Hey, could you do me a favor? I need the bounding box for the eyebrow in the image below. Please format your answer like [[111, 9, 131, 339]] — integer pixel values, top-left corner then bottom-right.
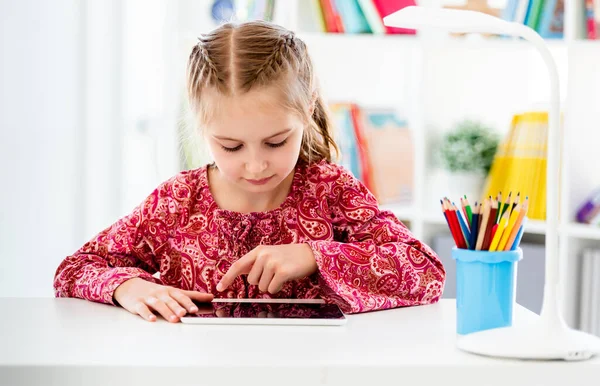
[[213, 128, 292, 142]]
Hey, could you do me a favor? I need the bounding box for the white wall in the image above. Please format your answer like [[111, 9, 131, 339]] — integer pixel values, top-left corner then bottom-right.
[[0, 0, 84, 297], [0, 0, 185, 298]]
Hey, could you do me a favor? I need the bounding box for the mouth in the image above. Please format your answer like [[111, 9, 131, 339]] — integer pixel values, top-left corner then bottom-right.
[[246, 176, 273, 185]]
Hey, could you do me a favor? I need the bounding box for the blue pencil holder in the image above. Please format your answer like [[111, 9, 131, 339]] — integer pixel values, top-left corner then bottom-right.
[[452, 247, 523, 335]]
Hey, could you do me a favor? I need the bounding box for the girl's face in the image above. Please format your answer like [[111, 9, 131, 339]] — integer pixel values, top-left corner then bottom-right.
[[203, 87, 305, 195]]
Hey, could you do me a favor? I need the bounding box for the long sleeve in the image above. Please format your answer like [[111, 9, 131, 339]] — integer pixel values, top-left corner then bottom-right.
[[307, 166, 446, 314], [53, 177, 183, 305]]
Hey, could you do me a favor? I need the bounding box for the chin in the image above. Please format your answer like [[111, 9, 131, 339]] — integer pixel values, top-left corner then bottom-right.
[[242, 177, 278, 191]]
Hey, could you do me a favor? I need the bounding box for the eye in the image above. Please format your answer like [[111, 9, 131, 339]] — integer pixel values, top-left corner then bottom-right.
[[266, 139, 287, 149], [222, 144, 243, 152]]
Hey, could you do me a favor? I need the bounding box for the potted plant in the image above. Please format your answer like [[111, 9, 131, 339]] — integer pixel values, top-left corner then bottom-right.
[[438, 119, 500, 202]]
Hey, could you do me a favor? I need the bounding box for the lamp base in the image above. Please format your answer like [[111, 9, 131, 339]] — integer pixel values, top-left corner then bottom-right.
[[457, 321, 600, 360]]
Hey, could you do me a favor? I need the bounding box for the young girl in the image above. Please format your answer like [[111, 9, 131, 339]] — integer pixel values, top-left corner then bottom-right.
[[54, 20, 445, 323]]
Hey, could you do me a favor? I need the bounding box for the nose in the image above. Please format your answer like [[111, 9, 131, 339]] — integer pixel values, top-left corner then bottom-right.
[[245, 152, 267, 175]]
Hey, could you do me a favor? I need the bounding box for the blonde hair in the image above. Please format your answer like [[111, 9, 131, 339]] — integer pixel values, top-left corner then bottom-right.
[[186, 20, 338, 163]]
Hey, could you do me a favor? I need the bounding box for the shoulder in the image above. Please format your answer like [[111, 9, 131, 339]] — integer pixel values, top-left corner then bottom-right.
[[304, 160, 354, 186], [154, 166, 207, 201], [302, 160, 376, 203], [140, 166, 208, 215]]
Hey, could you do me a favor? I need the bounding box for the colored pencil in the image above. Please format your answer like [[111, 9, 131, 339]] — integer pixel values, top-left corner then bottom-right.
[[469, 202, 480, 250], [441, 200, 461, 248], [455, 203, 471, 249], [476, 197, 491, 250], [512, 192, 521, 212], [500, 191, 512, 219], [463, 195, 473, 225], [498, 198, 521, 251], [489, 208, 510, 251], [444, 199, 465, 249], [449, 202, 468, 249], [495, 192, 503, 223], [504, 197, 529, 251], [510, 218, 527, 251], [482, 198, 498, 251]]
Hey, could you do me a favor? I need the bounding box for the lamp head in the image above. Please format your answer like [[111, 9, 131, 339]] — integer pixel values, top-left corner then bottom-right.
[[383, 6, 517, 36]]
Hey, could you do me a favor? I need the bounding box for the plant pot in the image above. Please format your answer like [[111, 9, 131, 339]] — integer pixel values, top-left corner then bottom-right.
[[447, 171, 485, 203], [430, 169, 485, 204]]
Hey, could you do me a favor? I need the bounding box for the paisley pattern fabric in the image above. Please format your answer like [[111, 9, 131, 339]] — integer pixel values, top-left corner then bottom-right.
[[54, 161, 445, 313]]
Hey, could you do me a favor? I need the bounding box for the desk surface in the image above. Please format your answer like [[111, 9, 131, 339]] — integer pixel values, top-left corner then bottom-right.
[[1, 298, 598, 386]]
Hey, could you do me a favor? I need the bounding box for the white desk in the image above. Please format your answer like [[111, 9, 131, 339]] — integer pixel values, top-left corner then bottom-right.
[[1, 298, 598, 386]]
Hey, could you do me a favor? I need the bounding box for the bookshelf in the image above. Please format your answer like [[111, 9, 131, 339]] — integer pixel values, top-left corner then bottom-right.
[[177, 0, 600, 329], [298, 8, 600, 329]]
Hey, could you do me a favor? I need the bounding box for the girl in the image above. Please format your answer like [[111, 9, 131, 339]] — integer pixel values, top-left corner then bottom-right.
[[54, 20, 445, 323]]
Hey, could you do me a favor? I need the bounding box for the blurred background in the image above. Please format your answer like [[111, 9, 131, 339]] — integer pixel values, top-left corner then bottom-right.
[[1, 0, 600, 332]]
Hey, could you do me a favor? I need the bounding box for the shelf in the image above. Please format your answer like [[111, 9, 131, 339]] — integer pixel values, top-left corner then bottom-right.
[[382, 204, 600, 241], [567, 223, 600, 240]]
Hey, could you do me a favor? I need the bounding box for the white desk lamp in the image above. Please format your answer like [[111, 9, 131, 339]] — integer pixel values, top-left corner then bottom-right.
[[384, 6, 600, 361]]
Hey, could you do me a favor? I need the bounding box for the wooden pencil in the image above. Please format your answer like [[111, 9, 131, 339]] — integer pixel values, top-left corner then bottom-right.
[[504, 197, 529, 251], [476, 197, 491, 251], [469, 202, 480, 250], [463, 195, 473, 225], [482, 198, 498, 250], [441, 199, 461, 248]]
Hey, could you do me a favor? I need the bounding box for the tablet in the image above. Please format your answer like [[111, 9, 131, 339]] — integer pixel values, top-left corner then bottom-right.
[[180, 299, 346, 326]]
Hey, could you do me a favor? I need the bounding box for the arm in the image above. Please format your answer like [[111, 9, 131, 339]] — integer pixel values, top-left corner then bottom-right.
[[53, 177, 183, 305], [307, 166, 446, 313]]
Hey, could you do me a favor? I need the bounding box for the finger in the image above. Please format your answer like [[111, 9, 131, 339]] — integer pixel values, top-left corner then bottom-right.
[[258, 261, 276, 292], [160, 295, 187, 318], [267, 273, 286, 294], [181, 290, 214, 304], [170, 291, 199, 313], [247, 254, 267, 286], [134, 302, 157, 322], [217, 251, 258, 291], [145, 296, 178, 323]]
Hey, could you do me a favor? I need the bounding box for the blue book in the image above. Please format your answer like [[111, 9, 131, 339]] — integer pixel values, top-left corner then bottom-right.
[[538, 0, 564, 38], [501, 0, 520, 22], [331, 104, 361, 179], [333, 0, 372, 34]]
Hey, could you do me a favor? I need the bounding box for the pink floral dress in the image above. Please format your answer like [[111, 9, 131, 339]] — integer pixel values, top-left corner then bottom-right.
[[54, 160, 445, 313]]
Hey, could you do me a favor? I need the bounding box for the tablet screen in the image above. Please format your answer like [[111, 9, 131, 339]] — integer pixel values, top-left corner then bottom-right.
[[183, 300, 345, 321]]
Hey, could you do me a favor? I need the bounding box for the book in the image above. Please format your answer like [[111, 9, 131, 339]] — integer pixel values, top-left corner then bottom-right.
[[525, 0, 545, 30], [586, 0, 600, 39], [538, 0, 564, 39], [371, 0, 416, 35], [360, 108, 413, 204], [483, 111, 548, 220], [333, 0, 371, 34], [355, 0, 386, 34], [330, 103, 362, 179], [297, 0, 327, 33]]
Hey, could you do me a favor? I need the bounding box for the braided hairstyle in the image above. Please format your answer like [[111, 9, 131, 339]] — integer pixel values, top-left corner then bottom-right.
[[186, 21, 338, 163]]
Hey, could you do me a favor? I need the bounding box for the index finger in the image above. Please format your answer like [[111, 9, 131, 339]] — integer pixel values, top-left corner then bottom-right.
[[216, 252, 258, 291], [180, 290, 214, 304]]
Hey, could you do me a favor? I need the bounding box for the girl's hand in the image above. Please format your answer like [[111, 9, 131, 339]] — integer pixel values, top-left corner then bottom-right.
[[113, 278, 214, 323], [216, 244, 318, 294]]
